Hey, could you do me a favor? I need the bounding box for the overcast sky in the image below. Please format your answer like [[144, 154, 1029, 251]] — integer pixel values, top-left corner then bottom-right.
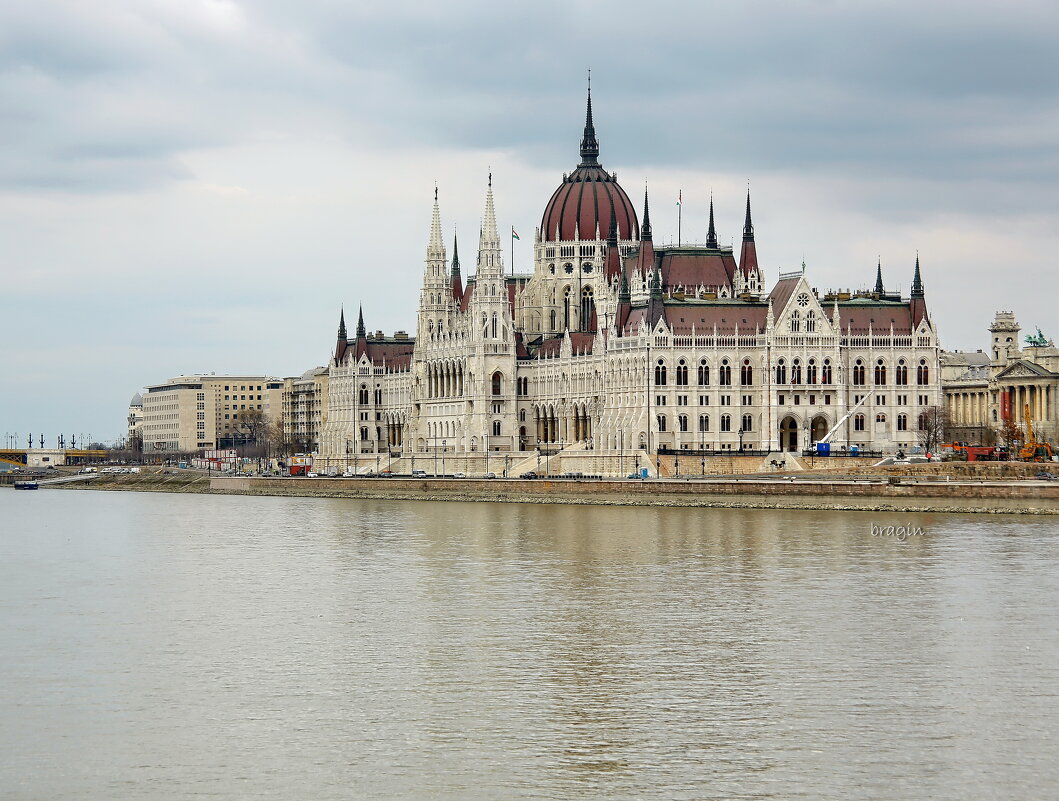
[[3, 0, 1058, 444]]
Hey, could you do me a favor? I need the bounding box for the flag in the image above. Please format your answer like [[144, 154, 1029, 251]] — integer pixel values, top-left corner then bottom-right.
[[511, 227, 520, 240], [676, 190, 682, 207]]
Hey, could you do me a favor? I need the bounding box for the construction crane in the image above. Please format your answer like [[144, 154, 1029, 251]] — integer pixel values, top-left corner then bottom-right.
[[1019, 403, 1055, 462], [817, 393, 872, 446]]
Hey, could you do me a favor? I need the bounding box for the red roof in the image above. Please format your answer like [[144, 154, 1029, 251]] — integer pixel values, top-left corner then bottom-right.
[[830, 302, 917, 335], [658, 250, 737, 291], [622, 303, 768, 335], [541, 166, 639, 242]]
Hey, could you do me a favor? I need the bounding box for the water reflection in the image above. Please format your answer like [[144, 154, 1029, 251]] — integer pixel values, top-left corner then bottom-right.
[[1, 491, 1056, 801]]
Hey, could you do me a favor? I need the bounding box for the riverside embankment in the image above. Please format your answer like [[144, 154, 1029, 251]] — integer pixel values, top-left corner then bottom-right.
[[48, 471, 1059, 514]]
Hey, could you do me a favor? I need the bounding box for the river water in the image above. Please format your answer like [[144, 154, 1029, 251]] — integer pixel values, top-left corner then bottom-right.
[[1, 490, 1056, 800]]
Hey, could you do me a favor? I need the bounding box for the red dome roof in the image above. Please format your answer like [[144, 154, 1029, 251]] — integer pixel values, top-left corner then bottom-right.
[[540, 87, 639, 243], [541, 166, 639, 243]]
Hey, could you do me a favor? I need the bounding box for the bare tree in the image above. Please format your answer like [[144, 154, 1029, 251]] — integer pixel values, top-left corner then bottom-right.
[[236, 409, 269, 445], [917, 405, 949, 454], [997, 418, 1024, 449]]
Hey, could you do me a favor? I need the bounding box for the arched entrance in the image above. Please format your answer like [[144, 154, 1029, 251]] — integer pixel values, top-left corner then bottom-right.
[[810, 416, 829, 444], [779, 416, 799, 452]]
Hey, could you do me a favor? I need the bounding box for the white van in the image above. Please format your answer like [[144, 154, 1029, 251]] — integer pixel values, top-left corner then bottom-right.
[[411, 469, 427, 478]]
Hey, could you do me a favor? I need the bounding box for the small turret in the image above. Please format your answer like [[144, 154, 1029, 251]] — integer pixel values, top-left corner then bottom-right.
[[706, 194, 718, 249]]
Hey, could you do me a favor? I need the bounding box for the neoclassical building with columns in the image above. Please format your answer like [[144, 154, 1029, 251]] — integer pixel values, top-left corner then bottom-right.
[[944, 312, 1058, 444], [318, 90, 942, 470]]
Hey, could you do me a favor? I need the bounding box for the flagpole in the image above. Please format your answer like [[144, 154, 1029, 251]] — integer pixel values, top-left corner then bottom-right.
[[677, 189, 682, 246]]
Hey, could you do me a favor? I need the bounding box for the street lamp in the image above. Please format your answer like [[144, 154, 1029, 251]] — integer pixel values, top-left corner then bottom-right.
[[441, 440, 446, 476], [738, 428, 745, 452]]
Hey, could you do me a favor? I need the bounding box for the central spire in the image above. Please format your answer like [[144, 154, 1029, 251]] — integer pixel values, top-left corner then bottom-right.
[[641, 184, 652, 241], [579, 72, 599, 167]]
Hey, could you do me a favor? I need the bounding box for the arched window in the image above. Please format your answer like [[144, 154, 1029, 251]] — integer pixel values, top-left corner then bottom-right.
[[740, 359, 753, 386], [896, 360, 908, 385], [854, 414, 865, 431], [741, 413, 753, 432], [492, 420, 501, 436], [549, 309, 557, 330], [721, 414, 732, 432], [805, 310, 816, 333], [491, 312, 498, 338], [580, 287, 595, 332], [657, 414, 667, 432], [898, 413, 908, 431], [876, 413, 887, 424], [791, 359, 802, 385], [676, 360, 689, 386], [678, 414, 688, 432], [654, 360, 667, 386], [563, 288, 571, 330], [719, 359, 732, 386], [699, 414, 710, 432], [807, 359, 817, 385], [853, 360, 865, 385], [874, 359, 887, 385], [790, 310, 800, 333], [697, 360, 710, 386], [358, 384, 368, 404], [822, 359, 833, 384], [775, 359, 787, 386], [917, 359, 929, 385], [491, 371, 502, 396]]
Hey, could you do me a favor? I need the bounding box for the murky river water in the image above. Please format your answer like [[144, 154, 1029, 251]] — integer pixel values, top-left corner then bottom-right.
[[1, 490, 1056, 800]]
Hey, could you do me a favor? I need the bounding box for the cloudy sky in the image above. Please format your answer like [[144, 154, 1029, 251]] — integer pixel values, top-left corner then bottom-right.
[[3, 0, 1057, 444]]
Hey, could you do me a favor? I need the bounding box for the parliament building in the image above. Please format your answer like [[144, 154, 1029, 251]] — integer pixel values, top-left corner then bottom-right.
[[318, 90, 942, 473]]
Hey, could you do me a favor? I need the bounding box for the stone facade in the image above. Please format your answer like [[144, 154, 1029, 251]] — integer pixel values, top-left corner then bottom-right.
[[319, 93, 943, 473], [944, 311, 1059, 444], [142, 375, 283, 453]]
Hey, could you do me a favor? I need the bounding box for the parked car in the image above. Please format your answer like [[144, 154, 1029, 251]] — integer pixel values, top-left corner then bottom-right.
[[411, 469, 427, 478], [483, 472, 496, 479], [1036, 471, 1057, 481], [306, 472, 319, 478], [341, 470, 357, 478], [379, 470, 395, 477], [79, 467, 97, 474], [452, 472, 466, 478], [519, 471, 538, 479]]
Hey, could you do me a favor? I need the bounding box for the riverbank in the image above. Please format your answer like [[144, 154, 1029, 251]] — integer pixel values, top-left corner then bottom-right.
[[47, 472, 1059, 514]]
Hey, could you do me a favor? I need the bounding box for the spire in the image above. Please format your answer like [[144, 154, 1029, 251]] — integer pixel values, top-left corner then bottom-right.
[[604, 213, 621, 279], [578, 72, 600, 167], [875, 258, 884, 295], [428, 185, 443, 254], [619, 266, 631, 305], [337, 307, 347, 341], [356, 305, 366, 338], [650, 264, 664, 300], [742, 187, 754, 241], [480, 172, 499, 246], [451, 231, 460, 277], [911, 253, 924, 297], [706, 194, 718, 248], [641, 184, 652, 241]]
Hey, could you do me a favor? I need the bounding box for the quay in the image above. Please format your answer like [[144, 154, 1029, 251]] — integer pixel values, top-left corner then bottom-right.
[[40, 470, 1059, 515]]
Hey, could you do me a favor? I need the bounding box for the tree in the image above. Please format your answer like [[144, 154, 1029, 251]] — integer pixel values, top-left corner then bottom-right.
[[917, 405, 949, 454], [997, 418, 1023, 449], [236, 409, 269, 447]]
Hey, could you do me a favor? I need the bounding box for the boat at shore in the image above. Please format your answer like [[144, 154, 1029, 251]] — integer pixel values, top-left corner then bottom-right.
[[14, 480, 39, 490]]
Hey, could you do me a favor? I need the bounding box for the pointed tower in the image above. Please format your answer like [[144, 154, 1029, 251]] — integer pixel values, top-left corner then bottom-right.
[[706, 195, 718, 249], [875, 258, 884, 295], [604, 214, 621, 280], [635, 184, 656, 281], [738, 188, 760, 291], [579, 75, 599, 167], [418, 187, 450, 341], [910, 254, 928, 328], [355, 306, 368, 359], [334, 307, 348, 365], [450, 230, 464, 304]]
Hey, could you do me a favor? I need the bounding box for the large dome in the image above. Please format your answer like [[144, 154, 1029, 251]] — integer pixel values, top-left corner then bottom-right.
[[540, 91, 639, 243]]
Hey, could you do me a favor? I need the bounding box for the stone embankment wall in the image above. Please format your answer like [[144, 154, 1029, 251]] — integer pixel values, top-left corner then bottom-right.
[[47, 469, 1059, 513]]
